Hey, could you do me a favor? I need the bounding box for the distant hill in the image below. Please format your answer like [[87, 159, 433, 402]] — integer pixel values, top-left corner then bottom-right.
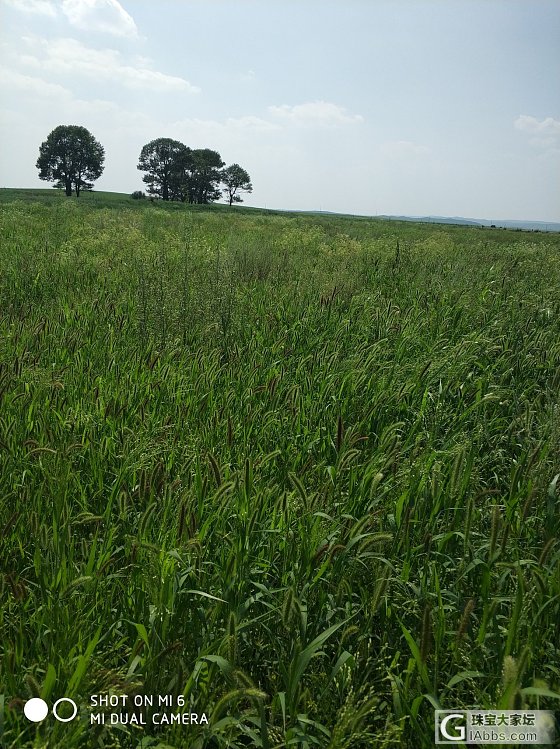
[[376, 214, 560, 232], [290, 207, 560, 232]]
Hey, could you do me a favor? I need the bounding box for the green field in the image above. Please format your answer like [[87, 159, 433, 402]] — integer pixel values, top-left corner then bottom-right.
[[1, 189, 559, 748]]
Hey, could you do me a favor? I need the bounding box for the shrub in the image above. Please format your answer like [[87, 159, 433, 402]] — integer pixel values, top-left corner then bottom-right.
[[131, 190, 146, 200]]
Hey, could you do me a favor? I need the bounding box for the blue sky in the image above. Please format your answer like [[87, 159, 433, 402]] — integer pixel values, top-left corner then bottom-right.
[[1, 0, 559, 220]]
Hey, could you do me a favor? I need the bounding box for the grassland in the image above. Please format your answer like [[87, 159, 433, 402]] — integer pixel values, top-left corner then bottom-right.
[[1, 189, 559, 748]]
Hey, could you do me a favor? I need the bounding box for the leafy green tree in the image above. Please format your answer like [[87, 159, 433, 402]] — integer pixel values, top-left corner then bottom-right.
[[36, 125, 105, 197], [221, 163, 253, 206], [168, 146, 195, 202], [188, 149, 225, 204], [137, 138, 191, 201]]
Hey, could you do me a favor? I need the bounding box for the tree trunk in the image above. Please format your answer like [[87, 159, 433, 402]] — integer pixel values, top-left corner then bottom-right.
[[65, 180, 72, 197]]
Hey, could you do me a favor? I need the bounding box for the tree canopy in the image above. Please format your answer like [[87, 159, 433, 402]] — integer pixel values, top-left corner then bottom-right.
[[137, 138, 252, 205], [34, 127, 254, 204], [36, 125, 105, 197], [137, 138, 191, 202], [221, 163, 253, 206], [188, 149, 225, 204]]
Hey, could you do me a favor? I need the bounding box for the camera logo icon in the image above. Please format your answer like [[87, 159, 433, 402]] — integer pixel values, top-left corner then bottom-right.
[[24, 697, 78, 723]]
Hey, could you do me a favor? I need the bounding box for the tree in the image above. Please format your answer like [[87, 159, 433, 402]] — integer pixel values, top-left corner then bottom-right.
[[36, 125, 105, 197], [168, 146, 195, 202], [188, 149, 225, 204], [221, 163, 253, 206], [137, 138, 191, 201]]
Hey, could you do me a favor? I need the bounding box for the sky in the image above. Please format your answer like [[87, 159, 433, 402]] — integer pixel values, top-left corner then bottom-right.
[[0, 0, 559, 221]]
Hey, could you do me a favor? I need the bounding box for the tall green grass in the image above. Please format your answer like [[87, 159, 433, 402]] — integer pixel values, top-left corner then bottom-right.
[[1, 194, 559, 748]]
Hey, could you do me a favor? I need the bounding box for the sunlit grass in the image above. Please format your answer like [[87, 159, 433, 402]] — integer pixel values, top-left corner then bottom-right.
[[1, 193, 559, 748]]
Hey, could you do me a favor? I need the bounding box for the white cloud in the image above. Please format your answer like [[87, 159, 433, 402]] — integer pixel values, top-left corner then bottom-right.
[[536, 147, 560, 162], [515, 116, 560, 159], [268, 100, 364, 127], [153, 115, 280, 148], [3, 0, 138, 36], [225, 115, 280, 133], [379, 140, 430, 157], [0, 66, 70, 97], [19, 36, 200, 92], [529, 136, 556, 149], [61, 0, 137, 38], [514, 115, 560, 138], [0, 65, 144, 120], [3, 0, 56, 16], [240, 69, 256, 83]]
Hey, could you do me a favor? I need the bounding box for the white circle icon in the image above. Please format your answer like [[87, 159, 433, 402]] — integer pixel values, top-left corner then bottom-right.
[[24, 698, 49, 722], [52, 697, 78, 722]]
